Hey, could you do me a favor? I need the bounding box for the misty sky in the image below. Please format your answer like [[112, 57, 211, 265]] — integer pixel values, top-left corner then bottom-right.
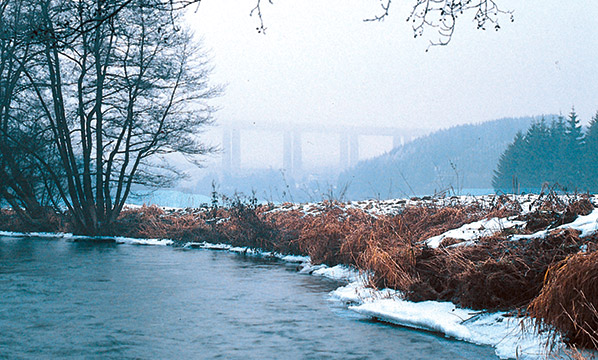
[[186, 0, 598, 131]]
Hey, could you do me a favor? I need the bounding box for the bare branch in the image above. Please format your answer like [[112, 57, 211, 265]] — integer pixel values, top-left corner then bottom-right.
[[250, 0, 274, 34]]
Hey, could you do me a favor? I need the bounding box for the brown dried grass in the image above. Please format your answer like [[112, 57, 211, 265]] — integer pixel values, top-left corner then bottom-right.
[[0, 208, 69, 233], [292, 206, 373, 265], [528, 251, 598, 350], [399, 204, 487, 243], [114, 205, 213, 242], [407, 228, 588, 310]]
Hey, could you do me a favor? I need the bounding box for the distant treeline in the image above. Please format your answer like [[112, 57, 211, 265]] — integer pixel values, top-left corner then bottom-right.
[[493, 110, 598, 193], [337, 117, 537, 200]]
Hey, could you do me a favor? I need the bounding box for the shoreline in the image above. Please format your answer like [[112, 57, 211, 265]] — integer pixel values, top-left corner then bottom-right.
[[0, 231, 555, 359], [2, 193, 598, 359]]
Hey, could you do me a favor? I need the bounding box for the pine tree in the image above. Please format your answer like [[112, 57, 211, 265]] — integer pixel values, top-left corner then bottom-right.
[[493, 131, 527, 192], [563, 108, 584, 190], [584, 111, 598, 191], [549, 116, 567, 184], [523, 119, 551, 189]]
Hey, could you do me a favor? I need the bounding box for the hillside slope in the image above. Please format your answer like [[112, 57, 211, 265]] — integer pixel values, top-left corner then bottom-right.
[[338, 116, 544, 199]]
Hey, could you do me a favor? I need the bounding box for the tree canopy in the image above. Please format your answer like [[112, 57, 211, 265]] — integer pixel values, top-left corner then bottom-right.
[[0, 0, 219, 234], [493, 109, 598, 193]]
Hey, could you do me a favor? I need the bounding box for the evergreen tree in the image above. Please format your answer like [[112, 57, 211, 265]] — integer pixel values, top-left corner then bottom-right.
[[492, 131, 526, 192], [523, 119, 551, 189], [584, 112, 598, 191], [493, 113, 590, 193], [548, 116, 567, 184], [563, 108, 584, 189]]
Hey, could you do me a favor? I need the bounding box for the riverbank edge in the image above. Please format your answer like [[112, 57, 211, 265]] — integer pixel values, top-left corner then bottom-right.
[[2, 193, 598, 359], [0, 230, 557, 360]]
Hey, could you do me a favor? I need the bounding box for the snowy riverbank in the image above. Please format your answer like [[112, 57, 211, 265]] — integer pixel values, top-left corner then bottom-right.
[[0, 230, 568, 360], [2, 193, 598, 359]]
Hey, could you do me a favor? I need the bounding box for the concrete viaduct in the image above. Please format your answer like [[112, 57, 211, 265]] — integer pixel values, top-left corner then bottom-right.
[[220, 122, 427, 176]]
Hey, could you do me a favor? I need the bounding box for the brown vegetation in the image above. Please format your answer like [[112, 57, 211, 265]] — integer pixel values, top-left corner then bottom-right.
[[1, 193, 597, 351], [528, 250, 598, 349]]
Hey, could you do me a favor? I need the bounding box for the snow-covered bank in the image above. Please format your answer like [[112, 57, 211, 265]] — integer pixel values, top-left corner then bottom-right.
[[173, 239, 567, 360], [331, 279, 558, 360], [423, 217, 526, 248], [0, 230, 173, 246], [3, 193, 598, 359]]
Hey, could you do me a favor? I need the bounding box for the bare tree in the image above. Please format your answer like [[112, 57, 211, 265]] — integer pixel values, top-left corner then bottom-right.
[[0, 0, 63, 229], [0, 0, 219, 235], [251, 0, 513, 46], [0, 0, 512, 234]]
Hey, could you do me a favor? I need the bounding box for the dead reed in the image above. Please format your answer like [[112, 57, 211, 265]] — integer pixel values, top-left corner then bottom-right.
[[528, 250, 598, 350], [3, 192, 597, 351]]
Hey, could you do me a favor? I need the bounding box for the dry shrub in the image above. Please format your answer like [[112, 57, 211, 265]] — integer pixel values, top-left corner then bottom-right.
[[264, 209, 309, 255], [114, 205, 211, 242], [528, 251, 598, 350], [294, 206, 374, 266], [523, 196, 594, 233], [350, 216, 420, 290], [485, 194, 524, 218], [407, 228, 588, 310], [399, 204, 486, 243], [0, 207, 69, 233], [212, 203, 281, 251]]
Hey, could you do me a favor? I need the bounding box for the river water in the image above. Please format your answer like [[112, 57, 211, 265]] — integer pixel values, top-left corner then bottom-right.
[[0, 236, 500, 359]]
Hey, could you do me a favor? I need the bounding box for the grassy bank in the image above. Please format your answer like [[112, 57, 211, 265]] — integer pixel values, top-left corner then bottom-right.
[[2, 193, 597, 354]]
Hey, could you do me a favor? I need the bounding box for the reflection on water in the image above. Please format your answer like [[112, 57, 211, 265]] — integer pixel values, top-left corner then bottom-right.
[[0, 237, 499, 359]]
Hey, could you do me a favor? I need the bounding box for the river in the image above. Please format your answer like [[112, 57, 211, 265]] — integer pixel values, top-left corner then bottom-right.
[[0, 236, 500, 359]]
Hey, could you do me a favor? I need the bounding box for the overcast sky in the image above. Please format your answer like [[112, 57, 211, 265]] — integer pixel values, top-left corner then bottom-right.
[[185, 0, 598, 132]]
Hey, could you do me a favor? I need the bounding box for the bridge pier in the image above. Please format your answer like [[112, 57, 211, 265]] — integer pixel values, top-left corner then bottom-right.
[[393, 134, 404, 149], [339, 133, 359, 168], [292, 132, 302, 176], [339, 134, 348, 168], [222, 128, 241, 174], [349, 134, 359, 167], [282, 131, 302, 177], [219, 124, 425, 175]]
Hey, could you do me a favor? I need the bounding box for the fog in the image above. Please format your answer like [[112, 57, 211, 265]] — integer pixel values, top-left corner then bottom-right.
[[170, 0, 598, 200]]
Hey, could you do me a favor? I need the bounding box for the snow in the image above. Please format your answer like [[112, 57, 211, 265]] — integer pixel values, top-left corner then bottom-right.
[[279, 254, 310, 263], [311, 264, 359, 282], [330, 280, 559, 360], [4, 194, 596, 359], [0, 230, 73, 239], [557, 208, 598, 237], [114, 237, 173, 246], [424, 217, 526, 248], [511, 208, 598, 241], [351, 299, 473, 340], [0, 231, 173, 246], [351, 299, 554, 360], [185, 242, 232, 250], [331, 279, 398, 304]]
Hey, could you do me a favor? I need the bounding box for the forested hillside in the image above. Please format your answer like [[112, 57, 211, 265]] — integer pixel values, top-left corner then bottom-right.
[[493, 110, 598, 193], [338, 117, 539, 200]]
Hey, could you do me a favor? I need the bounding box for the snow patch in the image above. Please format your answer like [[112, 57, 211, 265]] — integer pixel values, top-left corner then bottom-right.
[[424, 217, 526, 248], [279, 254, 310, 263], [114, 237, 173, 246], [351, 299, 473, 341], [558, 208, 598, 237], [336, 281, 560, 360], [311, 264, 359, 282], [512, 208, 598, 241]]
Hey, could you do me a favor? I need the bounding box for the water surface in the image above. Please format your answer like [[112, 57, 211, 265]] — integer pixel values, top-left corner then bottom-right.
[[0, 236, 500, 359]]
